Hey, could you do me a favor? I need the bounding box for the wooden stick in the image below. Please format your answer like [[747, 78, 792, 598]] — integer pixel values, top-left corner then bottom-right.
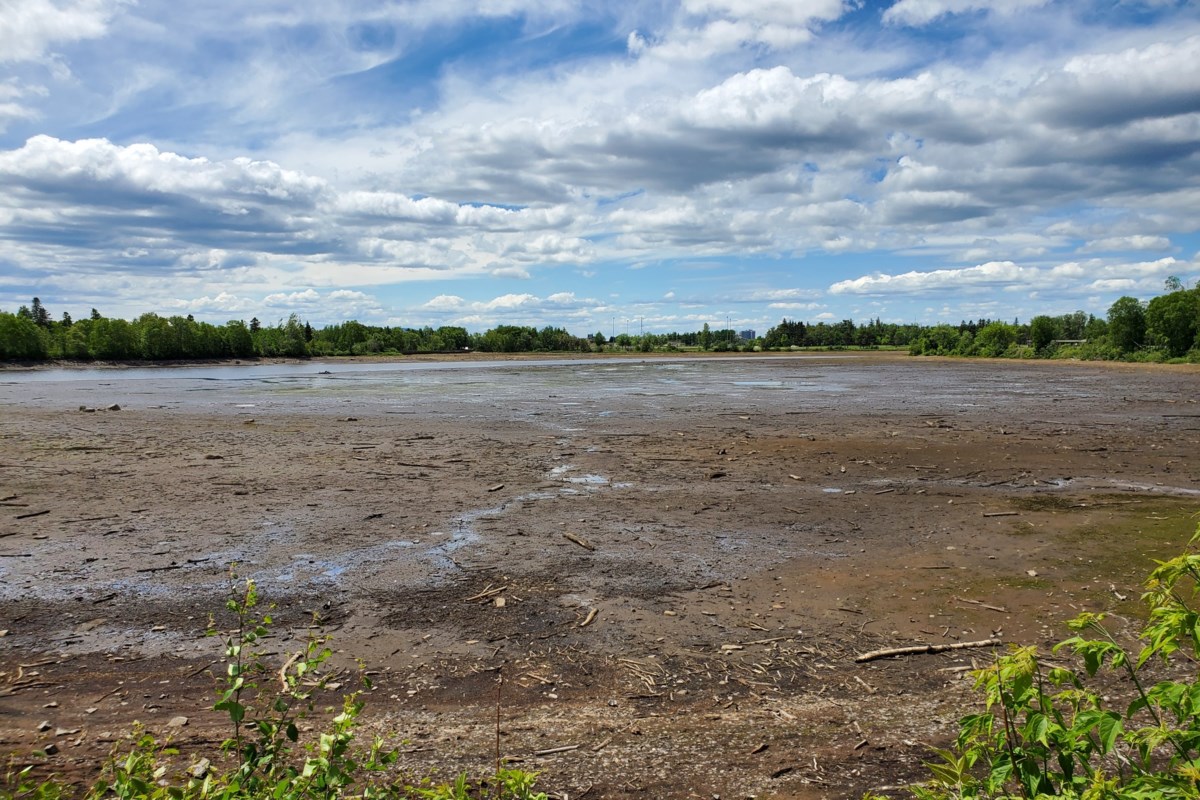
[[855, 638, 1002, 663], [983, 511, 1019, 518], [533, 744, 580, 757], [463, 584, 507, 602], [579, 608, 598, 627], [563, 532, 595, 551], [954, 596, 1009, 613]]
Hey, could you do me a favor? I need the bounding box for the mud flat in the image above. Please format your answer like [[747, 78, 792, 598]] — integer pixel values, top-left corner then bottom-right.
[[2, 353, 1198, 798]]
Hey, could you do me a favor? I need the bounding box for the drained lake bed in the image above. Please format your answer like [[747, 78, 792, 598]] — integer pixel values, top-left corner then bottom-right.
[[1, 352, 1197, 798]]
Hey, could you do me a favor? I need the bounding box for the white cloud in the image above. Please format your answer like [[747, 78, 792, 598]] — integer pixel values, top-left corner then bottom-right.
[[883, 0, 1051, 27], [0, 0, 124, 64], [1078, 235, 1172, 253], [830, 256, 1189, 296], [423, 294, 465, 310]]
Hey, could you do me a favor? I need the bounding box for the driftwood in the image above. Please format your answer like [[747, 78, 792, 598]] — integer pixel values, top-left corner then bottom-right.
[[855, 638, 1002, 663], [562, 532, 595, 551]]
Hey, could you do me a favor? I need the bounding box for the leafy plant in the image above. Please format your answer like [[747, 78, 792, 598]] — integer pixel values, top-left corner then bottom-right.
[[4, 572, 548, 800], [904, 520, 1200, 799]]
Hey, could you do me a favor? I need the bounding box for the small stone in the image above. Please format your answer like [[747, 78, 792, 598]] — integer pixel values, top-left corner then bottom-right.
[[42, 743, 58, 755], [493, 596, 506, 608], [43, 701, 58, 708], [106, 404, 121, 411], [80, 406, 96, 413], [55, 728, 79, 737], [166, 715, 189, 728], [85, 708, 97, 715], [37, 720, 52, 732], [1026, 570, 1038, 577], [663, 610, 677, 616], [189, 758, 210, 779]]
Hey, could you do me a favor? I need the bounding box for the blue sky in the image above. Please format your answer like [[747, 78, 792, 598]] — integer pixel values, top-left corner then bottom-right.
[[1, 0, 1198, 334]]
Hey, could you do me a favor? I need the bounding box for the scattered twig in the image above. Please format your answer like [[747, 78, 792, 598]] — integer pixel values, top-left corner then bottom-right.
[[983, 511, 1019, 518], [14, 509, 49, 520], [463, 584, 507, 602], [579, 608, 598, 627], [954, 596, 1009, 613]]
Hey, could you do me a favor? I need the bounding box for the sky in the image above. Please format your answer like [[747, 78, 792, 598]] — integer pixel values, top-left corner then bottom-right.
[[1, 0, 1199, 335]]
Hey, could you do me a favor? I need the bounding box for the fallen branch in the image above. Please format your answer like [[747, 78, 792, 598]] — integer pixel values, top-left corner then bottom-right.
[[855, 638, 1002, 663], [982, 511, 1019, 518], [579, 608, 598, 628]]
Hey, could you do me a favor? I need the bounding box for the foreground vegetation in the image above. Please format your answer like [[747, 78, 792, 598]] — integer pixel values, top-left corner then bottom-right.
[[887, 519, 1200, 799], [4, 575, 546, 800], [1, 280, 1197, 363]]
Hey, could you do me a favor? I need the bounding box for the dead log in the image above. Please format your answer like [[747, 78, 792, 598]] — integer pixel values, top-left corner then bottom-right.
[[855, 638, 1002, 663]]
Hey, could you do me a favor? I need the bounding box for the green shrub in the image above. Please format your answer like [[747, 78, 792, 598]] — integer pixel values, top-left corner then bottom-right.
[[4, 574, 547, 800], [888, 520, 1200, 799]]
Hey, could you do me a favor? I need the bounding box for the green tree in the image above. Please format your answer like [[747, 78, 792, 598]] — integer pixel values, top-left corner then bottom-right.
[[0, 311, 49, 359], [699, 322, 712, 350], [1029, 315, 1060, 353], [1107, 295, 1146, 353], [1145, 288, 1200, 357], [30, 297, 50, 327], [974, 322, 1018, 357]]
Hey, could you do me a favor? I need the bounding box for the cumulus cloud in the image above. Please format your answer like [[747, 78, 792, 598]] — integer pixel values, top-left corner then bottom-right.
[[1, 1, 1198, 330]]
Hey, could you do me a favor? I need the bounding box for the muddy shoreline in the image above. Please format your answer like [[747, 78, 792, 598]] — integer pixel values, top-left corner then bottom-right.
[[2, 354, 1197, 798]]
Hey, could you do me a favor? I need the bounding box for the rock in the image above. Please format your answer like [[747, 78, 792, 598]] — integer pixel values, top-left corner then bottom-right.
[[79, 406, 96, 413], [55, 728, 79, 737], [37, 720, 52, 732], [189, 758, 211, 779], [167, 715, 189, 728], [42, 743, 58, 755], [106, 404, 121, 411], [1026, 569, 1038, 577], [493, 596, 506, 608]]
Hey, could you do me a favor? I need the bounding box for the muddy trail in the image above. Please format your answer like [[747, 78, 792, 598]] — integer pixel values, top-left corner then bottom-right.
[[1, 354, 1198, 798]]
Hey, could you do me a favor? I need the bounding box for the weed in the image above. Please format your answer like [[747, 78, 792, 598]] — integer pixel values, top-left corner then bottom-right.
[[3, 571, 547, 800], [893, 518, 1200, 799]]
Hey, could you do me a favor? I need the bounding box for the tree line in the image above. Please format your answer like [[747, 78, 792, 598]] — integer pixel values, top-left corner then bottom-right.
[[905, 279, 1200, 362], [2, 281, 1197, 362]]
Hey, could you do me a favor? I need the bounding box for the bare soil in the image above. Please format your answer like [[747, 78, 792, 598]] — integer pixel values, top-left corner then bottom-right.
[[1, 353, 1198, 799]]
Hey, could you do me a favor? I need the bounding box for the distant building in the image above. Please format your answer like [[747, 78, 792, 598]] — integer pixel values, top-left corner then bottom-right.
[[738, 329, 756, 341]]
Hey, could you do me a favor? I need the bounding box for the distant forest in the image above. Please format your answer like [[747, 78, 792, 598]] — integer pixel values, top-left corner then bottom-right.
[[1, 281, 1198, 363]]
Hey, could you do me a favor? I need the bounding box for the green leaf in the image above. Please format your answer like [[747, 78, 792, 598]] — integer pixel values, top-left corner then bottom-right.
[[1097, 712, 1123, 753]]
